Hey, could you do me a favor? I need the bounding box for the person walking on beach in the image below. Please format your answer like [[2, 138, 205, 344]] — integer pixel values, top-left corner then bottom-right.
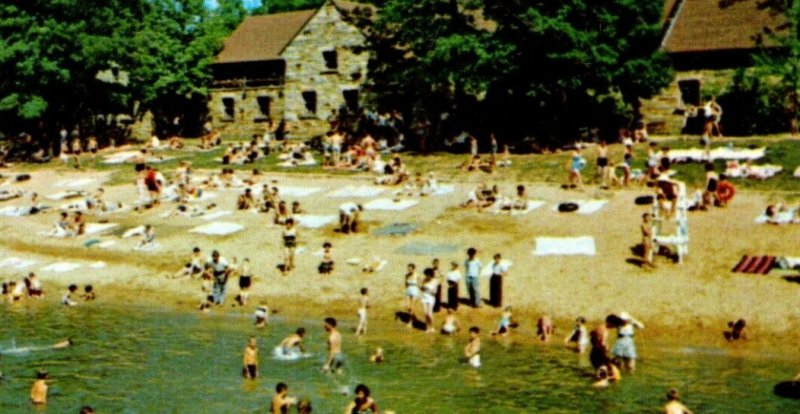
[[664, 389, 694, 414], [356, 288, 369, 336], [323, 317, 343, 373], [464, 248, 482, 308], [208, 250, 230, 305]]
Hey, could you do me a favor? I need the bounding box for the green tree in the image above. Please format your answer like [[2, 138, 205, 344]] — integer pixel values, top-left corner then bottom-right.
[[250, 0, 324, 14]]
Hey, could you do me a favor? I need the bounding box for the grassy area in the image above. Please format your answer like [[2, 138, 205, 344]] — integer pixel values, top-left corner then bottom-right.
[[7, 135, 800, 196]]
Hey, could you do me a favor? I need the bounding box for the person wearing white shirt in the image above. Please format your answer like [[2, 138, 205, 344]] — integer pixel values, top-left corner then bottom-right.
[[208, 250, 230, 305], [338, 202, 363, 234]]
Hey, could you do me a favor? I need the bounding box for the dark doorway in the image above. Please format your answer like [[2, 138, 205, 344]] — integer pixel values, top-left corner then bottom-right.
[[343, 89, 359, 112], [678, 79, 701, 107], [222, 97, 235, 120], [302, 91, 317, 117], [257, 96, 271, 119]]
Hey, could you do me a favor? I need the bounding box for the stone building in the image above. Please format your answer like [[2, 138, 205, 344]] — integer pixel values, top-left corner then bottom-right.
[[640, 0, 785, 135], [209, 1, 370, 138]]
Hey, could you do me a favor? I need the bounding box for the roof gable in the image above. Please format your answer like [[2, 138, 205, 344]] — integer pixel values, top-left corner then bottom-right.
[[215, 9, 317, 64], [662, 0, 787, 54]]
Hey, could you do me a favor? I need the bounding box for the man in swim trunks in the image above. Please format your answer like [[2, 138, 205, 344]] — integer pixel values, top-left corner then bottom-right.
[[242, 337, 258, 379], [323, 317, 343, 373], [279, 328, 306, 356]]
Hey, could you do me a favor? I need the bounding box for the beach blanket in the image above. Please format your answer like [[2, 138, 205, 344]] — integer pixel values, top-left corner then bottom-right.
[[552, 200, 608, 215], [103, 151, 175, 165], [201, 210, 232, 221], [293, 214, 337, 229], [725, 163, 783, 179], [122, 226, 146, 239], [277, 159, 317, 168], [364, 198, 419, 211], [533, 236, 596, 256], [97, 240, 117, 249], [90, 261, 107, 269], [84, 223, 119, 235], [754, 208, 798, 225], [732, 255, 776, 274], [395, 242, 459, 256], [189, 222, 243, 236], [0, 205, 45, 217], [0, 257, 36, 270], [41, 262, 82, 273], [373, 223, 417, 236], [667, 147, 766, 163], [55, 178, 96, 188], [327, 185, 384, 198], [490, 200, 546, 215], [431, 185, 455, 196], [46, 190, 86, 201], [277, 186, 321, 197]]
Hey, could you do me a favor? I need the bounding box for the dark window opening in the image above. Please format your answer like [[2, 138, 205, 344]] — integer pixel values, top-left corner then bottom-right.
[[302, 91, 317, 116], [343, 89, 359, 112], [350, 72, 362, 81], [257, 96, 271, 118], [222, 97, 235, 120], [678, 79, 701, 107], [322, 50, 338, 70]]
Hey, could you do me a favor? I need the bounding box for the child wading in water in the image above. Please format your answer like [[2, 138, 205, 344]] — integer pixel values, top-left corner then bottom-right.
[[318, 242, 334, 274], [464, 326, 481, 368], [30, 370, 49, 405], [356, 287, 369, 335], [242, 337, 259, 379]]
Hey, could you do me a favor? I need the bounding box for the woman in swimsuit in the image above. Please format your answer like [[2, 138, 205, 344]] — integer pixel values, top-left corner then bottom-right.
[[345, 384, 378, 414], [404, 264, 419, 327], [282, 219, 297, 274]]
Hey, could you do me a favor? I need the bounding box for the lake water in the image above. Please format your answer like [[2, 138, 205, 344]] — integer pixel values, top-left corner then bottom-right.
[[1, 303, 798, 413]]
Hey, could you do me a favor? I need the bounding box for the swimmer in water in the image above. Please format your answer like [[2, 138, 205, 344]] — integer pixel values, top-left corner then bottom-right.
[[464, 326, 481, 368], [278, 328, 306, 356]]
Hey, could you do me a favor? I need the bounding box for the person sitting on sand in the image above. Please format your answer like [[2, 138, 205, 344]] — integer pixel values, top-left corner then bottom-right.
[[464, 327, 482, 368], [279, 328, 306, 357], [136, 224, 155, 250], [345, 384, 378, 414], [25, 273, 43, 298], [271, 382, 298, 414], [441, 309, 460, 335], [291, 201, 304, 215], [537, 315, 554, 341], [242, 337, 259, 379], [30, 370, 49, 405], [237, 188, 255, 210], [61, 284, 78, 306], [564, 317, 590, 354], [724, 319, 748, 341], [664, 389, 694, 414], [274, 201, 291, 226]]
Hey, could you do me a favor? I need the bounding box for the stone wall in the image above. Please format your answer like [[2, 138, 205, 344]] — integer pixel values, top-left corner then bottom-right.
[[280, 2, 369, 136], [640, 69, 736, 135], [208, 86, 285, 139]]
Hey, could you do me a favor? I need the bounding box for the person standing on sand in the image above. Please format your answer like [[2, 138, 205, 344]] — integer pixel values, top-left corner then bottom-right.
[[446, 261, 462, 310], [356, 288, 369, 336], [464, 248, 482, 308], [664, 389, 694, 414], [489, 253, 507, 308], [641, 213, 655, 269], [323, 317, 343, 373]]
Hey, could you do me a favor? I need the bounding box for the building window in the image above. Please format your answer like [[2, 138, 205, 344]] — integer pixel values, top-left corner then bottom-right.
[[322, 50, 338, 70], [256, 96, 271, 119], [222, 97, 235, 121], [343, 89, 359, 112], [678, 79, 700, 107], [302, 91, 317, 117]]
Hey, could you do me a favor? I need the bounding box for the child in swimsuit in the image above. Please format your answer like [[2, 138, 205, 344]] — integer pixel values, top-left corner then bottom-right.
[[318, 242, 334, 274], [282, 219, 297, 274], [255, 303, 269, 328], [356, 288, 369, 335]]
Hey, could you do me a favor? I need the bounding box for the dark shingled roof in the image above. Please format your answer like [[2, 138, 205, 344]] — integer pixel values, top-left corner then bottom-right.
[[215, 9, 317, 64], [662, 0, 786, 54]]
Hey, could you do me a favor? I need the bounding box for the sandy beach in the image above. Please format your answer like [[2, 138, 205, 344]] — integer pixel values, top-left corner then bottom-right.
[[1, 162, 799, 354]]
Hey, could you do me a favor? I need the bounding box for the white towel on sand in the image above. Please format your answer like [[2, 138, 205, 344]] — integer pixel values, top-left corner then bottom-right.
[[41, 262, 82, 272], [534, 236, 596, 256], [84, 223, 119, 235], [294, 214, 337, 229], [364, 198, 419, 211], [189, 222, 244, 236], [0, 257, 36, 269], [201, 210, 233, 221], [327, 185, 385, 198], [55, 178, 95, 188]]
